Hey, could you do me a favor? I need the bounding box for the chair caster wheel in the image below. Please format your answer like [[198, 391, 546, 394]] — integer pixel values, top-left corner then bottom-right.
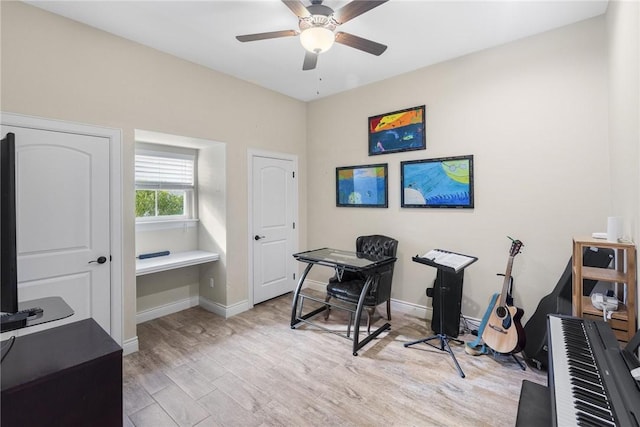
[[353, 352, 358, 356]]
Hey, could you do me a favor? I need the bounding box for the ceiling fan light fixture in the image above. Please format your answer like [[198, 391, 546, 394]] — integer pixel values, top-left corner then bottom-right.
[[300, 26, 335, 54]]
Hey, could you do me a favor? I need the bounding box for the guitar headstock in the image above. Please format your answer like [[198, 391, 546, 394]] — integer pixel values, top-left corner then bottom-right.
[[508, 236, 524, 257]]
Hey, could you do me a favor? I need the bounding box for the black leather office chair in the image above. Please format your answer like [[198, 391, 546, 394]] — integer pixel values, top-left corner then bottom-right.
[[325, 235, 398, 334]]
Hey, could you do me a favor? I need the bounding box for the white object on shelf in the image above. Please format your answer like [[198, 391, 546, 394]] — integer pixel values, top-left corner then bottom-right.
[[136, 250, 219, 276]]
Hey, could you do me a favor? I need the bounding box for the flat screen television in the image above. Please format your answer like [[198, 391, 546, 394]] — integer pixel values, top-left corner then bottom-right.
[[401, 155, 474, 209], [1, 132, 18, 314], [1, 132, 73, 334]]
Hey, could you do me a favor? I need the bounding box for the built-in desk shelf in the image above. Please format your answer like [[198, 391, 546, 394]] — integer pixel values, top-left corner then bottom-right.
[[135, 250, 219, 276]]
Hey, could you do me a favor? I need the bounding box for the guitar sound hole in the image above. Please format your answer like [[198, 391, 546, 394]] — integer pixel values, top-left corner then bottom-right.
[[496, 306, 507, 318]]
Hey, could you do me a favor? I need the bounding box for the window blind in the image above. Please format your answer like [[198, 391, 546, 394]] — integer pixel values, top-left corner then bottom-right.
[[135, 151, 195, 190]]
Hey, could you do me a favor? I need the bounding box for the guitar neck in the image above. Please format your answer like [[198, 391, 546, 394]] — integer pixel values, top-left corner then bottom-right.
[[499, 256, 515, 306]]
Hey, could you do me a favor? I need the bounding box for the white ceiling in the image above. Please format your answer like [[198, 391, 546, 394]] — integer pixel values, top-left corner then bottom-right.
[[26, 0, 608, 102]]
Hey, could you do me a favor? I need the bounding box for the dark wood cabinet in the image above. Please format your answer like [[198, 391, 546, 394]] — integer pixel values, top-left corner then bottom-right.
[[1, 318, 122, 426]]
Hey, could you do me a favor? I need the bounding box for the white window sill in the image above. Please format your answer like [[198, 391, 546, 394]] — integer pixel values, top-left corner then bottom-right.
[[136, 218, 199, 232]]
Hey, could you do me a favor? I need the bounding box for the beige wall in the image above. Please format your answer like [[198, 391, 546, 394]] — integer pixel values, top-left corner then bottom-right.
[[198, 142, 228, 304], [0, 2, 308, 343], [307, 17, 610, 321], [608, 0, 640, 242], [607, 0, 640, 322]]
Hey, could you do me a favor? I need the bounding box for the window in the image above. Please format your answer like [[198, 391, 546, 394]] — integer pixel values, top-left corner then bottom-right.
[[135, 146, 197, 221]]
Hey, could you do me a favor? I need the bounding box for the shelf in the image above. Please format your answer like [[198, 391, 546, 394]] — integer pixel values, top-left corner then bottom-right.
[[581, 296, 628, 322], [572, 236, 635, 250], [578, 266, 627, 282], [572, 237, 636, 344], [136, 250, 219, 276]]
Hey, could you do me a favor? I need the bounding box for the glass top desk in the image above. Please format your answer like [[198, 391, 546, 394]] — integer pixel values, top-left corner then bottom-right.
[[291, 248, 397, 356]]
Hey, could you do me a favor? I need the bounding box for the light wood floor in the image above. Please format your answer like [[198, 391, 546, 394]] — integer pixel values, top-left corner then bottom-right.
[[123, 291, 546, 426]]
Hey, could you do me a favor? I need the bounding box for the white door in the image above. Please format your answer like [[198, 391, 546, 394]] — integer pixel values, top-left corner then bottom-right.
[[2, 125, 111, 335], [251, 154, 297, 304]]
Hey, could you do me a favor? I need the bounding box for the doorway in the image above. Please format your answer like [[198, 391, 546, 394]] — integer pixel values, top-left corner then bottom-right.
[[1, 113, 123, 344], [248, 150, 298, 305]]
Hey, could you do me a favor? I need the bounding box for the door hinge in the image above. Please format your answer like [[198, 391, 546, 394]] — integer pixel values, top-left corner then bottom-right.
[[293, 222, 296, 230], [293, 273, 296, 280], [292, 171, 295, 178]]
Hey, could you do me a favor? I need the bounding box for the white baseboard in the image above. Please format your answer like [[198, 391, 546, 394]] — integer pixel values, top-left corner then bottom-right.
[[136, 295, 199, 324], [304, 279, 326, 293], [391, 298, 431, 318], [122, 336, 139, 355], [461, 314, 481, 331], [135, 295, 250, 324], [199, 296, 250, 319], [128, 295, 248, 355]]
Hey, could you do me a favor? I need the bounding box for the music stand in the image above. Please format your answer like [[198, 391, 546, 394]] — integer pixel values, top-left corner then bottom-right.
[[404, 249, 478, 378]]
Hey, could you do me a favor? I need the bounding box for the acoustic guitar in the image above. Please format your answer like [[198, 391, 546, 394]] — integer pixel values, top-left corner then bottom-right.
[[481, 238, 526, 354]]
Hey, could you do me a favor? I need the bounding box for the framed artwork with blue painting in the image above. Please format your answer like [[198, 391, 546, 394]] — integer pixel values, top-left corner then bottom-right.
[[401, 155, 474, 208], [336, 164, 388, 208], [368, 105, 426, 156]]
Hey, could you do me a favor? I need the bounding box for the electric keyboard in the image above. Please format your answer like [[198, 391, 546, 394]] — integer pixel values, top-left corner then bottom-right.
[[548, 315, 640, 427]]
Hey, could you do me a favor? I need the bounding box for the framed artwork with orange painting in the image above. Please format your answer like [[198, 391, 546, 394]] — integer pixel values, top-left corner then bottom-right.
[[401, 155, 474, 208], [368, 105, 425, 156]]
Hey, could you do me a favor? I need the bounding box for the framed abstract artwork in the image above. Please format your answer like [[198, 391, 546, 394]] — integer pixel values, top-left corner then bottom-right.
[[368, 105, 426, 156], [401, 155, 474, 208], [336, 163, 388, 208]]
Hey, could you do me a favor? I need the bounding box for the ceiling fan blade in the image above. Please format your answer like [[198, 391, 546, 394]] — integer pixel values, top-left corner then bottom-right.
[[335, 32, 387, 56], [282, 0, 311, 18], [333, 0, 388, 25], [302, 51, 318, 71], [236, 30, 298, 42]]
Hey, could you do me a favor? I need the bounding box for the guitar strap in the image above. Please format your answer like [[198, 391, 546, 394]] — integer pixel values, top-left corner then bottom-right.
[[466, 292, 500, 355]]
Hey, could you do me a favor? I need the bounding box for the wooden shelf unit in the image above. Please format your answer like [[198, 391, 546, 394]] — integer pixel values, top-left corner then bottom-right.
[[572, 237, 637, 343]]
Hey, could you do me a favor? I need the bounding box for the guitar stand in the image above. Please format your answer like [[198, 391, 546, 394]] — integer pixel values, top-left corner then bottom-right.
[[512, 353, 526, 370], [488, 349, 526, 371], [404, 271, 467, 378]]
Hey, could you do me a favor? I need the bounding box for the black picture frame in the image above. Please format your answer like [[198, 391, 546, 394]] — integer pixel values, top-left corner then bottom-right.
[[336, 163, 388, 208], [401, 155, 474, 208], [368, 105, 426, 156]]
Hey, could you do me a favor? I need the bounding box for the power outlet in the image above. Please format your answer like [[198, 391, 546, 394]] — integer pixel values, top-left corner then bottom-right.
[[209, 278, 215, 289]]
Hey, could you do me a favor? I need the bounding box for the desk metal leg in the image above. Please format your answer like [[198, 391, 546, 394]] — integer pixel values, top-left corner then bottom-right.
[[351, 276, 370, 355], [290, 263, 390, 356], [290, 263, 314, 328], [352, 274, 391, 356]]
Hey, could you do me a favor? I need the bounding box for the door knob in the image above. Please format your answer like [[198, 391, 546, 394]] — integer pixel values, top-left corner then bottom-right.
[[89, 256, 107, 264], [254, 235, 266, 241]]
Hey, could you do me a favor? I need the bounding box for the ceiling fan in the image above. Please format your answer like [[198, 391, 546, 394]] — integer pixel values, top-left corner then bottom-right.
[[236, 0, 389, 71]]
